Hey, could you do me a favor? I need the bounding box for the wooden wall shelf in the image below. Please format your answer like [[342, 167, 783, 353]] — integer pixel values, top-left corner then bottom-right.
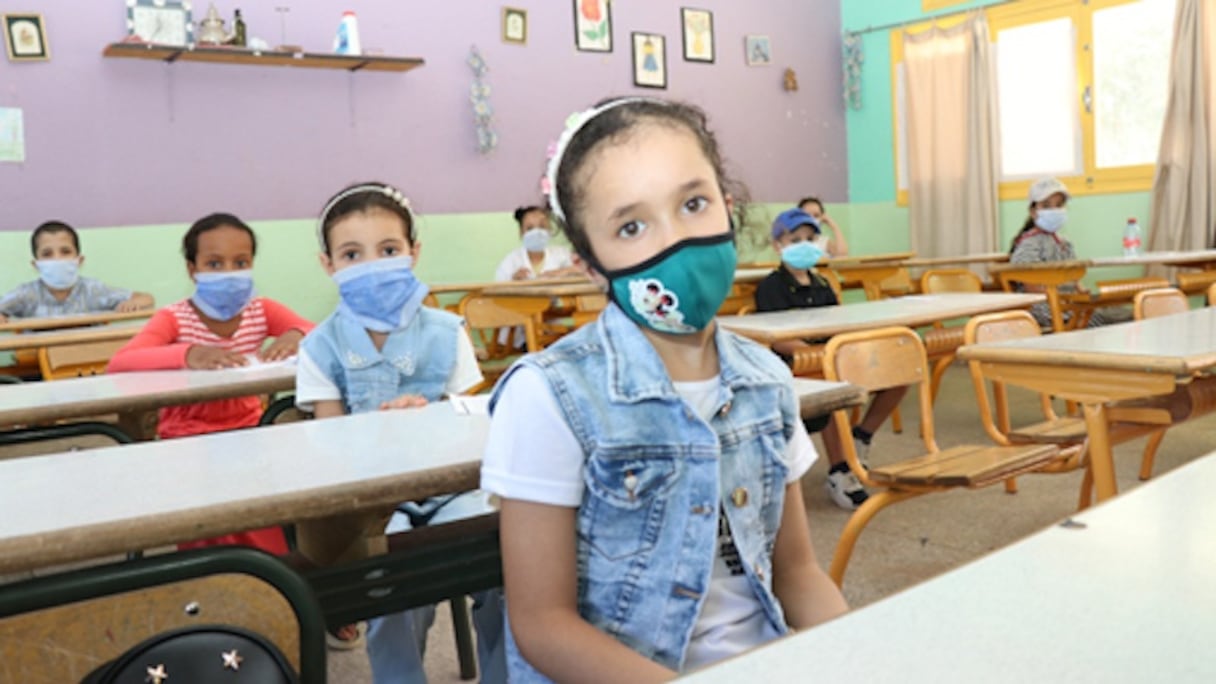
[[102, 42, 424, 72]]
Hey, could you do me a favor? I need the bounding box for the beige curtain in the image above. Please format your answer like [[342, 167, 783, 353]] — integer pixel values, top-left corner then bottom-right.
[[1148, 0, 1216, 261], [903, 14, 1000, 259]]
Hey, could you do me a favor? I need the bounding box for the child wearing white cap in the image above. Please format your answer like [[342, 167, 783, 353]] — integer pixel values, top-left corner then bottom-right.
[[1008, 177, 1121, 328]]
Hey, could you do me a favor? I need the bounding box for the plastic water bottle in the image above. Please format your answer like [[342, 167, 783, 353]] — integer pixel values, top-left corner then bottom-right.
[[1122, 217, 1142, 257], [334, 11, 361, 55]]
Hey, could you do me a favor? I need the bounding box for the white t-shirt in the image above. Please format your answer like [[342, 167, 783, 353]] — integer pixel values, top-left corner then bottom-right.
[[295, 327, 483, 411], [481, 366, 816, 670], [494, 245, 575, 282]]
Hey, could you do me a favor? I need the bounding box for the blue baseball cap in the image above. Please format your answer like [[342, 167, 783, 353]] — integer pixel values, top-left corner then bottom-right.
[[771, 208, 821, 239]]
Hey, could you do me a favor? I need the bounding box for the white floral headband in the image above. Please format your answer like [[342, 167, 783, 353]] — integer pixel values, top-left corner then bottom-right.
[[544, 97, 649, 223], [317, 184, 417, 249]]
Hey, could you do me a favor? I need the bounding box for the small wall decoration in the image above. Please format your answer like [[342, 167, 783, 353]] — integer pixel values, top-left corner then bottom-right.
[[3, 13, 49, 61], [127, 0, 194, 48], [575, 0, 612, 52], [745, 34, 772, 66], [632, 32, 667, 89], [842, 31, 865, 110], [467, 46, 499, 155], [784, 68, 799, 92], [503, 7, 527, 45], [681, 8, 713, 63]]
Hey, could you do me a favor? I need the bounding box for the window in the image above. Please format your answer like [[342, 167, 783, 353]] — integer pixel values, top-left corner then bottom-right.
[[890, 0, 1176, 204]]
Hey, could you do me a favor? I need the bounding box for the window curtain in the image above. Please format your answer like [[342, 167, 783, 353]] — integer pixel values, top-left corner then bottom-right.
[[903, 13, 1000, 260], [1148, 0, 1216, 264]]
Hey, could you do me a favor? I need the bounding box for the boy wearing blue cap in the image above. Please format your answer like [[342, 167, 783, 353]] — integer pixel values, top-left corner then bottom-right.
[[754, 208, 907, 510]]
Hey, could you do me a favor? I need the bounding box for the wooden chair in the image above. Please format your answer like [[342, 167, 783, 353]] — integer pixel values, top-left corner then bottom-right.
[[919, 268, 983, 294], [1067, 276, 1170, 328], [37, 339, 127, 380], [1133, 287, 1189, 320], [823, 325, 1064, 585], [571, 293, 607, 329], [992, 260, 1089, 332], [1209, 282, 1216, 306], [0, 547, 325, 683], [963, 310, 1170, 501], [717, 283, 757, 315], [918, 268, 984, 402], [459, 295, 544, 393]]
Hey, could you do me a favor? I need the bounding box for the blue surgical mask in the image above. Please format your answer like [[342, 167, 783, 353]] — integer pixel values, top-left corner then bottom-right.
[[780, 241, 824, 270], [1034, 208, 1067, 233], [522, 228, 551, 253], [35, 259, 81, 290], [604, 232, 737, 335], [333, 256, 429, 333], [192, 270, 255, 321]]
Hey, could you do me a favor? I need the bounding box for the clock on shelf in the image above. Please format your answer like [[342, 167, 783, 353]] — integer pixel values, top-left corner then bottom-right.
[[127, 0, 193, 48]]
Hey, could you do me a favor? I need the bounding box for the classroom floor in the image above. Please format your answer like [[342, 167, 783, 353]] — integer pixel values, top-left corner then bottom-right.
[[328, 365, 1216, 682]]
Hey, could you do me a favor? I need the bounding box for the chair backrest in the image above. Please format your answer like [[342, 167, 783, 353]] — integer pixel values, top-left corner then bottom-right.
[[1133, 287, 1188, 320], [878, 267, 913, 297], [0, 422, 133, 463], [37, 339, 127, 380], [1177, 269, 1216, 295], [963, 310, 1055, 444], [824, 326, 936, 450], [0, 547, 325, 684], [458, 294, 543, 357], [920, 268, 983, 294], [1209, 282, 1216, 306], [717, 283, 757, 315], [817, 267, 844, 299]]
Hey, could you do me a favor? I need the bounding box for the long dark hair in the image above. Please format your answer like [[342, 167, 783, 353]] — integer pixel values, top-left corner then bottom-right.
[[1009, 204, 1037, 253]]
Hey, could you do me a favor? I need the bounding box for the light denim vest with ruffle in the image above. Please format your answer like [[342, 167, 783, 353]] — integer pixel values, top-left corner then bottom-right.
[[489, 303, 799, 679]]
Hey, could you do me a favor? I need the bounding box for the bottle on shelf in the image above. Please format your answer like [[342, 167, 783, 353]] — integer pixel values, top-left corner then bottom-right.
[[1122, 217, 1143, 257], [231, 9, 247, 47], [333, 11, 361, 55]]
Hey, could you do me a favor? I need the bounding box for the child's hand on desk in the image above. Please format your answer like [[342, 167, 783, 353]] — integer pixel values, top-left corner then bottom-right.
[[116, 293, 154, 312], [512, 267, 533, 281], [259, 329, 304, 362], [186, 345, 249, 370], [380, 394, 428, 410]]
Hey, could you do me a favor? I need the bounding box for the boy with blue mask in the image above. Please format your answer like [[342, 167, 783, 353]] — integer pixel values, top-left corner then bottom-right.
[[295, 182, 506, 681], [755, 207, 908, 510], [0, 221, 154, 324]]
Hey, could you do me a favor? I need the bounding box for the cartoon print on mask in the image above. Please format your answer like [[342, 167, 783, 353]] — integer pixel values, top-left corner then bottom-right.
[[628, 278, 693, 333]]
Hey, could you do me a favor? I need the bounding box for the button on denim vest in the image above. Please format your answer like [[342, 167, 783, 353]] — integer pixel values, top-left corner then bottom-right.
[[489, 304, 799, 679], [301, 307, 459, 412]]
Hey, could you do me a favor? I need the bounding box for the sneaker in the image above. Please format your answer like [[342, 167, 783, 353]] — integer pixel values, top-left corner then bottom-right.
[[825, 468, 869, 510]]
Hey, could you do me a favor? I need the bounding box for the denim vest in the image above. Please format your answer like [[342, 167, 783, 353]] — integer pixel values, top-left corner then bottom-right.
[[301, 306, 459, 413], [489, 304, 799, 679]]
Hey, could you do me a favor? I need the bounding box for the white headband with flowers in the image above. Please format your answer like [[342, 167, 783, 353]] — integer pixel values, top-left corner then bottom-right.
[[544, 97, 649, 223], [316, 184, 417, 249]]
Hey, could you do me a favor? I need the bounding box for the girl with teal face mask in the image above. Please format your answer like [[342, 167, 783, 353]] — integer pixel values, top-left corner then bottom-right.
[[482, 98, 849, 683]]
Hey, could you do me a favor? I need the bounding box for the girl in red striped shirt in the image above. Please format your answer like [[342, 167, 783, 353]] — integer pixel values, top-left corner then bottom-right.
[[108, 213, 315, 553]]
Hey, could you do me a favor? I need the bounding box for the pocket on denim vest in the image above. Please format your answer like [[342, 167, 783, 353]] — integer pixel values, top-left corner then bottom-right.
[[580, 450, 680, 560]]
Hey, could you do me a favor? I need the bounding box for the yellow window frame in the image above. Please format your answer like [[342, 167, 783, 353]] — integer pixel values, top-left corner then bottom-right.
[[890, 0, 1161, 207]]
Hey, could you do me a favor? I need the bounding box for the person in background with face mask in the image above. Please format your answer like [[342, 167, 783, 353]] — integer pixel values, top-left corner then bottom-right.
[[755, 208, 907, 511], [1009, 177, 1120, 328], [0, 221, 154, 323], [493, 205, 581, 281]]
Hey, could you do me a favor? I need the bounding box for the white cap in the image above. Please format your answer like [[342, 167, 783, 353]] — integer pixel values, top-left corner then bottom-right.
[[1028, 177, 1069, 204]]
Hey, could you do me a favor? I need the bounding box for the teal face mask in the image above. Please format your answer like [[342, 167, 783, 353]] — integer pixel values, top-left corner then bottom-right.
[[603, 232, 737, 334]]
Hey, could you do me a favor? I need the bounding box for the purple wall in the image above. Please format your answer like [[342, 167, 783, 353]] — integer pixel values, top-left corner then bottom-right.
[[0, 0, 845, 230]]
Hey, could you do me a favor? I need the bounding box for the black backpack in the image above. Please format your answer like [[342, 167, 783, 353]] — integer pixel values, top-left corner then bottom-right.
[[82, 624, 299, 684]]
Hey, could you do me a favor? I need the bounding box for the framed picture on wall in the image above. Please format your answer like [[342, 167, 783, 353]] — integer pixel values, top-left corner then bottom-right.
[[632, 32, 667, 89], [503, 7, 527, 45], [3, 13, 49, 62], [681, 8, 714, 63], [745, 34, 772, 66], [574, 0, 612, 52]]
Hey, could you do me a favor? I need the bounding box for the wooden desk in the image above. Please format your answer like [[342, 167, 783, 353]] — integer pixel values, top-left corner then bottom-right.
[[428, 276, 590, 295], [0, 310, 152, 334], [480, 268, 774, 299], [958, 308, 1216, 503], [0, 322, 144, 353], [1089, 249, 1216, 270], [0, 379, 863, 576], [0, 363, 296, 437], [681, 450, 1216, 683], [902, 252, 1009, 268], [717, 293, 1044, 345]]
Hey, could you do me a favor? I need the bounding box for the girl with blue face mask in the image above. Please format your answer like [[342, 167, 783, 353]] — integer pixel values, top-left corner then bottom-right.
[[494, 205, 582, 282], [106, 213, 315, 551], [482, 98, 848, 682], [294, 182, 506, 676]]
